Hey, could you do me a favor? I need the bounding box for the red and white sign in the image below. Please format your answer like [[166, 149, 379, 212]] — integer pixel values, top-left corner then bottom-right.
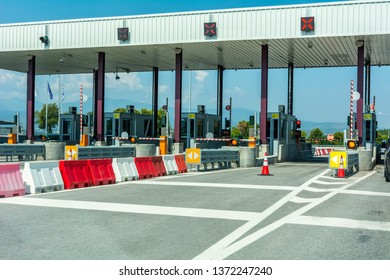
[[327, 134, 334, 141]]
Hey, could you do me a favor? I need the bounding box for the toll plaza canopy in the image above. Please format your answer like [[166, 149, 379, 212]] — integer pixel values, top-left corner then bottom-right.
[[0, 0, 389, 143]]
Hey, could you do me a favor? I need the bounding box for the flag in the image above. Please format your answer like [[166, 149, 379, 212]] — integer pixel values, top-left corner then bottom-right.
[[61, 84, 64, 101], [47, 82, 53, 100]]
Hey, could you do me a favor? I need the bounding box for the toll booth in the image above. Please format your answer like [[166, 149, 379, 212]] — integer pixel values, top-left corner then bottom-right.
[[104, 111, 153, 139], [363, 113, 377, 148], [181, 105, 222, 147], [267, 109, 297, 155], [59, 107, 89, 141], [60, 106, 154, 144]]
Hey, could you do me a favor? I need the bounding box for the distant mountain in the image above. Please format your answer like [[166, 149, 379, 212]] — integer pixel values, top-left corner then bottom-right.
[[301, 120, 347, 135], [229, 107, 346, 135]]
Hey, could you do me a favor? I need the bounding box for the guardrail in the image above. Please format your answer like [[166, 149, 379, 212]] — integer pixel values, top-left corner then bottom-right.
[[0, 144, 45, 162], [196, 149, 240, 171], [78, 146, 136, 159]]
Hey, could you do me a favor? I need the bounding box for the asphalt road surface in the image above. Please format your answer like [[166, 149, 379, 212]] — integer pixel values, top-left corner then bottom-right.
[[1, 162, 389, 260]]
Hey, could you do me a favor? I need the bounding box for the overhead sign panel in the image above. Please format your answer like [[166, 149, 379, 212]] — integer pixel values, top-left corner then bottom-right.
[[204, 22, 217, 37], [301, 17, 315, 32]]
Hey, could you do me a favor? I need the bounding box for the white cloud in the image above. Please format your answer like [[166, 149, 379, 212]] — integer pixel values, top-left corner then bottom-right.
[[106, 72, 144, 91], [194, 71, 209, 83], [159, 84, 169, 93], [226, 86, 246, 95]]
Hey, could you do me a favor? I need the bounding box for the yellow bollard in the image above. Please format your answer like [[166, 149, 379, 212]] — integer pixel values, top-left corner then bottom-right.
[[80, 134, 89, 146], [248, 136, 256, 148], [159, 136, 168, 155], [8, 133, 16, 144]]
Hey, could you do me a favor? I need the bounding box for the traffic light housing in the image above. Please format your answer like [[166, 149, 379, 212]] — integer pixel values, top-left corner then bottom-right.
[[296, 120, 301, 129], [225, 118, 231, 129], [346, 139, 357, 149], [230, 138, 239, 146], [129, 136, 139, 144], [249, 115, 254, 126]]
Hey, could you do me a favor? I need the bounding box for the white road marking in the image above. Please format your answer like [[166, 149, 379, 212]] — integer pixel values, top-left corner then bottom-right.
[[193, 169, 330, 260], [289, 215, 390, 232], [0, 197, 261, 221], [313, 180, 346, 185], [290, 196, 319, 203], [131, 181, 296, 191], [340, 189, 390, 197], [206, 170, 376, 260]]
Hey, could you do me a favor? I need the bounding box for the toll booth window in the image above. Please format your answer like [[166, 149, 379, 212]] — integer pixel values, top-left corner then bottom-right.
[[114, 119, 119, 136], [63, 120, 70, 134], [273, 119, 278, 139], [365, 120, 371, 142], [105, 118, 112, 135], [197, 119, 204, 138], [144, 120, 152, 137], [280, 120, 286, 138], [122, 119, 131, 134], [181, 118, 187, 137]]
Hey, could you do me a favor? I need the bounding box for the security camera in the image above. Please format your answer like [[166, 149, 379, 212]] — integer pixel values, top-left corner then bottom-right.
[[39, 36, 49, 45]]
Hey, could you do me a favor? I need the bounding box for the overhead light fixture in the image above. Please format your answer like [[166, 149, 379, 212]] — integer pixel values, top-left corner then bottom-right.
[[175, 48, 182, 54], [355, 40, 364, 48], [39, 36, 49, 45], [307, 41, 313, 49]]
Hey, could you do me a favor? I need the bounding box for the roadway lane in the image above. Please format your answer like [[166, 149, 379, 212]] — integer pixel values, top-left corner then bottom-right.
[[0, 162, 389, 260]]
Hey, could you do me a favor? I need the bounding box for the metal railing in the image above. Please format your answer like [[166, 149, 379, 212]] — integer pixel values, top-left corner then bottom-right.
[[196, 149, 240, 171], [78, 146, 136, 159], [0, 144, 45, 161]]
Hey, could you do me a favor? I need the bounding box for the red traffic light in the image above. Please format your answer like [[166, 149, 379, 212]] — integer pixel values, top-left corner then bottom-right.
[[296, 120, 301, 129]]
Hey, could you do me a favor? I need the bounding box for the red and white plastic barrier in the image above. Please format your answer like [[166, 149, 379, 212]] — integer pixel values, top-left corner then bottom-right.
[[0, 163, 25, 198], [112, 157, 139, 182], [22, 161, 64, 194]]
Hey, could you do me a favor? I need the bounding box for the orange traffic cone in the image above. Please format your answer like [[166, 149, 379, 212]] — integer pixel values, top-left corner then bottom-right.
[[337, 155, 345, 178], [258, 152, 272, 176]]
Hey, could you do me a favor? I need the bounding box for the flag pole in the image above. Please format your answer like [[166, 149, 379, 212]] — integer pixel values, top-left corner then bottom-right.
[[45, 81, 48, 136], [58, 74, 61, 133]]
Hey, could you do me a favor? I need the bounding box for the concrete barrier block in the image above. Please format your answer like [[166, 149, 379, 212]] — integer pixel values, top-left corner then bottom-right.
[[22, 161, 64, 194], [112, 158, 139, 182], [0, 163, 25, 198], [162, 155, 178, 175]]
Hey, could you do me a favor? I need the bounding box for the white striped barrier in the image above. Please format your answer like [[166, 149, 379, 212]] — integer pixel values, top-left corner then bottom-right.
[[22, 161, 64, 194], [162, 155, 178, 175], [112, 157, 139, 182]]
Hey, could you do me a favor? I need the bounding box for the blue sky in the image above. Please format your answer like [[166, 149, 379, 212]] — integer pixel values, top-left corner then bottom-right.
[[1, 0, 390, 132]]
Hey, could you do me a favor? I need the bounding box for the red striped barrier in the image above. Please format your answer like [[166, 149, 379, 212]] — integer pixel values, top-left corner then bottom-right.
[[134, 157, 155, 179], [59, 160, 92, 189], [174, 154, 187, 173], [150, 156, 167, 177], [87, 159, 116, 186], [0, 163, 25, 198]]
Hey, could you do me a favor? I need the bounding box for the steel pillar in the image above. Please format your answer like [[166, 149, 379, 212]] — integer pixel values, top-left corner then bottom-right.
[[260, 45, 269, 145], [217, 65, 224, 116], [357, 44, 364, 145], [26, 56, 35, 140], [287, 62, 294, 115], [174, 49, 183, 143], [365, 60, 371, 108], [152, 67, 159, 137], [96, 52, 105, 141]]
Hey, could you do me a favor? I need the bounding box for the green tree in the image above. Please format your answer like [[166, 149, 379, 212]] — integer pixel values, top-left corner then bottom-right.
[[36, 103, 59, 134], [231, 120, 249, 138], [333, 131, 344, 145], [308, 128, 325, 143]]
